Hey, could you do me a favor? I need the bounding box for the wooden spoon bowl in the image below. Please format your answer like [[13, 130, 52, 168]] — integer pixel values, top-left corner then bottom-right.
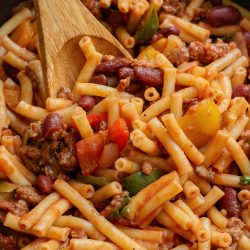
[[34, 0, 132, 97]]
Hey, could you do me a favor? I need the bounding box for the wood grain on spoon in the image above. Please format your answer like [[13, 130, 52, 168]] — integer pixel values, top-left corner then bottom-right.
[[33, 0, 132, 97]]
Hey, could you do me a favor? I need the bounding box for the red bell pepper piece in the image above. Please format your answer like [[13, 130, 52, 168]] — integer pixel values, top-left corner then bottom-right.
[[108, 118, 129, 150], [72, 112, 108, 131], [76, 132, 105, 176], [87, 112, 108, 127]]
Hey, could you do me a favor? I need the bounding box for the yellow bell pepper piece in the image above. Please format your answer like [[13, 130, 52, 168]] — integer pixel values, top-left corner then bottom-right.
[[179, 99, 221, 148]]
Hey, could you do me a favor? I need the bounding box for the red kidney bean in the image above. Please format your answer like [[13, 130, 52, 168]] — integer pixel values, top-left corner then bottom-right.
[[183, 98, 198, 114], [43, 113, 64, 138], [126, 83, 143, 95], [232, 84, 250, 101], [244, 32, 250, 55], [151, 26, 180, 43], [206, 5, 241, 27], [219, 187, 240, 218], [209, 0, 222, 6], [77, 95, 96, 111], [134, 66, 163, 87], [95, 58, 131, 75], [118, 67, 134, 79], [159, 25, 180, 37], [36, 175, 54, 194], [90, 74, 108, 85]]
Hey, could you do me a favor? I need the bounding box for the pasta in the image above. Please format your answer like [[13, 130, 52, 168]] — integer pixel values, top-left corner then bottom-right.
[[1, 2, 250, 249]]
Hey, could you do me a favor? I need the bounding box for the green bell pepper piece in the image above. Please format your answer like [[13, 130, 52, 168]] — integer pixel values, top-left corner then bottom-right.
[[134, 4, 159, 43], [77, 174, 112, 187], [240, 175, 250, 185], [108, 195, 130, 220], [122, 169, 164, 196]]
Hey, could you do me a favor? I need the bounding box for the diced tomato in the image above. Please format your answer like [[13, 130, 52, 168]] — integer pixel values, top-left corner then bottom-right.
[[72, 112, 108, 132], [108, 118, 129, 150], [87, 112, 108, 127], [76, 132, 105, 176]]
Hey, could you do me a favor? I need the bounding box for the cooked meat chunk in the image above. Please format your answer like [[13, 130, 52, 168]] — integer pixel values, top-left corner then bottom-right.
[[18, 145, 42, 173], [29, 121, 43, 138], [81, 0, 102, 18], [58, 147, 78, 170], [166, 47, 189, 66], [141, 160, 153, 175], [226, 217, 245, 241], [57, 87, 73, 101], [101, 191, 129, 218], [15, 187, 45, 206], [116, 78, 130, 92], [0, 233, 17, 250], [18, 115, 79, 178], [0, 200, 15, 214], [14, 200, 29, 216], [0, 199, 28, 217], [162, 0, 186, 17], [19, 145, 41, 160], [189, 40, 237, 65], [195, 166, 215, 182]]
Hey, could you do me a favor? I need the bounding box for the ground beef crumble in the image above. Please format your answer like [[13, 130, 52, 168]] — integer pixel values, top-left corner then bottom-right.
[[116, 78, 130, 92], [0, 200, 15, 215], [0, 199, 29, 218], [80, 0, 102, 18], [18, 118, 79, 179], [189, 39, 237, 65], [226, 217, 245, 241], [57, 87, 73, 101], [101, 191, 129, 218], [15, 187, 45, 206], [0, 233, 17, 250], [141, 160, 153, 175], [195, 165, 215, 182], [166, 47, 189, 66], [13, 200, 29, 217], [162, 0, 186, 17]]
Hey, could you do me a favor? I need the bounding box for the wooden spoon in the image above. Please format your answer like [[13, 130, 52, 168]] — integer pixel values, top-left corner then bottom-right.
[[34, 0, 132, 97]]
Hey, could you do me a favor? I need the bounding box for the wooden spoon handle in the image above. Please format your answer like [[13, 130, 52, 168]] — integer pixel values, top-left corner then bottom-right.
[[34, 0, 131, 96]]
